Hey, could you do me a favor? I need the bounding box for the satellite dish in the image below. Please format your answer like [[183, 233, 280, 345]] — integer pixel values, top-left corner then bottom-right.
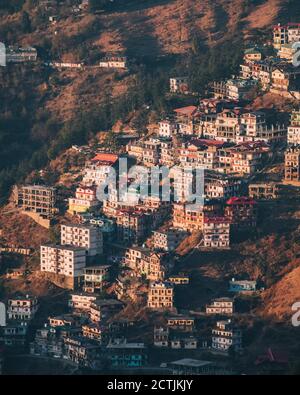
[[0, 302, 6, 327]]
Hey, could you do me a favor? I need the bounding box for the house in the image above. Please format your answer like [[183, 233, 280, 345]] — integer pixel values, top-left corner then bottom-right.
[[168, 273, 190, 285], [83, 265, 111, 293], [173, 203, 205, 231], [82, 323, 102, 343], [106, 338, 147, 368], [68, 292, 97, 311], [278, 43, 296, 61], [167, 359, 216, 375], [204, 171, 242, 200], [13, 184, 57, 218], [203, 216, 231, 249], [40, 244, 86, 289], [288, 110, 300, 145], [178, 139, 223, 169], [64, 336, 100, 367], [158, 120, 178, 137], [273, 23, 300, 49], [147, 281, 174, 309], [7, 295, 38, 321], [48, 314, 77, 328], [226, 78, 257, 101], [244, 47, 262, 62], [154, 326, 169, 347], [248, 182, 279, 200], [61, 224, 103, 256], [68, 185, 99, 215], [30, 325, 64, 359], [170, 334, 198, 349], [166, 316, 195, 332], [212, 319, 242, 353], [152, 228, 188, 251], [206, 298, 234, 315], [285, 146, 300, 182], [225, 197, 257, 230], [174, 106, 199, 135], [170, 77, 189, 94], [99, 56, 127, 69], [229, 278, 257, 293], [89, 299, 123, 323], [82, 153, 119, 186], [6, 46, 37, 63]]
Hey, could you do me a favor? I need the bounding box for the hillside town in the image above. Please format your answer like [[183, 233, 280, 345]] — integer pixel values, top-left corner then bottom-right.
[[1, 1, 300, 376]]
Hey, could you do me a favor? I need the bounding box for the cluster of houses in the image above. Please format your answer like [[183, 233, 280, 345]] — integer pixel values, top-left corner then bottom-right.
[[2, 22, 300, 374]]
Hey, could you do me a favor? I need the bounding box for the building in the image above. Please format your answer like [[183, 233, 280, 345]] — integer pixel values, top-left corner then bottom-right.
[[7, 295, 38, 321], [82, 323, 102, 343], [68, 186, 99, 215], [68, 292, 97, 311], [173, 203, 205, 231], [167, 359, 217, 375], [6, 46, 37, 62], [225, 197, 257, 229], [89, 299, 123, 323], [13, 185, 56, 218], [152, 228, 188, 251], [273, 23, 300, 49], [278, 44, 296, 61], [206, 298, 234, 315], [212, 320, 242, 353], [40, 245, 86, 288], [248, 182, 279, 199], [30, 325, 64, 359], [203, 216, 231, 249], [158, 120, 178, 138], [167, 316, 195, 332], [229, 278, 257, 293], [168, 273, 190, 285], [244, 47, 262, 62], [204, 171, 242, 200], [147, 281, 174, 309], [64, 336, 100, 367], [287, 110, 300, 145], [99, 56, 127, 69], [82, 153, 119, 186], [83, 265, 111, 293], [106, 338, 147, 368], [170, 77, 189, 94], [154, 326, 169, 347], [61, 224, 103, 256], [285, 146, 300, 182]]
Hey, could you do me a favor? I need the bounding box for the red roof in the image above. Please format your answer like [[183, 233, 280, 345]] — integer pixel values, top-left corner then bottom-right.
[[190, 138, 226, 148], [226, 197, 256, 206], [174, 106, 198, 116], [91, 153, 119, 164]]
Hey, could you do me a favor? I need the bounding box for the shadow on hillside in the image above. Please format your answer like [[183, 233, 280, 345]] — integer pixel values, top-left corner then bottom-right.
[[108, 0, 176, 14]]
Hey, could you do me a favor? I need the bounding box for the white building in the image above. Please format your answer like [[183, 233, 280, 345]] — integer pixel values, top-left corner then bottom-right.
[[203, 217, 231, 249], [212, 319, 242, 353], [7, 295, 38, 321], [158, 120, 178, 137], [68, 292, 97, 311], [152, 228, 188, 251], [170, 77, 189, 93], [40, 245, 86, 286], [61, 224, 103, 256], [206, 298, 234, 315]]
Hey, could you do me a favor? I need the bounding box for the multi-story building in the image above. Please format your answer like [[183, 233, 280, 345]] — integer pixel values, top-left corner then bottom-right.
[[64, 336, 100, 367], [154, 326, 169, 347], [68, 185, 99, 215], [68, 292, 97, 311], [123, 246, 170, 280], [285, 146, 300, 182], [142, 139, 161, 166], [174, 106, 199, 135], [158, 120, 178, 138], [82, 153, 119, 186], [99, 56, 127, 69], [203, 216, 231, 249], [61, 224, 103, 256], [179, 139, 222, 169], [248, 182, 279, 200], [83, 265, 111, 293], [6, 46, 37, 62], [106, 338, 147, 368], [273, 23, 300, 50], [89, 299, 123, 323], [173, 203, 205, 231], [82, 323, 103, 343], [229, 278, 257, 293], [152, 228, 188, 251], [204, 171, 242, 200], [166, 316, 195, 332], [147, 281, 174, 309], [13, 185, 57, 218], [170, 77, 189, 94], [7, 295, 38, 321], [40, 245, 86, 288], [206, 298, 234, 315], [244, 47, 262, 62], [225, 197, 257, 229], [212, 319, 242, 353], [288, 110, 300, 145]]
